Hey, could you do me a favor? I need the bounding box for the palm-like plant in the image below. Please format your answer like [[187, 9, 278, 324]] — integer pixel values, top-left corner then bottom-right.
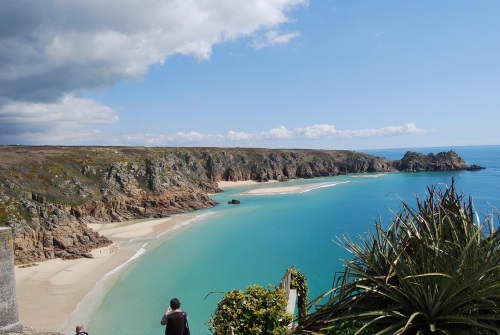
[[298, 181, 500, 335]]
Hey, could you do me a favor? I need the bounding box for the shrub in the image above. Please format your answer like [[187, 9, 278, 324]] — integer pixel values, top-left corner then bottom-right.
[[289, 266, 309, 324], [299, 181, 500, 334], [210, 284, 293, 335], [325, 319, 377, 335]]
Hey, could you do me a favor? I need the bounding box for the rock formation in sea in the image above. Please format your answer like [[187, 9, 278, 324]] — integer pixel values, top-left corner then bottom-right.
[[391, 150, 468, 172], [0, 146, 474, 265]]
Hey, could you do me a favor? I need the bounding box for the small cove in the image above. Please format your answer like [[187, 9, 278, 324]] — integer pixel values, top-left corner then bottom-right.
[[75, 146, 500, 335]]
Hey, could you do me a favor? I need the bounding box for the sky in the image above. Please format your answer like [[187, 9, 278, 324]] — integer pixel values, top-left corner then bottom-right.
[[0, 1, 499, 150]]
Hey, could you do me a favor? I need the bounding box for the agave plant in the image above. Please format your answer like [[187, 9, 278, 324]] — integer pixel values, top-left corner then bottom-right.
[[297, 181, 500, 335]]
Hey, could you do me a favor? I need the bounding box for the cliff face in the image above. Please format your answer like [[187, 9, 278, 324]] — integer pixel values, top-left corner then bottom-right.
[[0, 146, 471, 264]]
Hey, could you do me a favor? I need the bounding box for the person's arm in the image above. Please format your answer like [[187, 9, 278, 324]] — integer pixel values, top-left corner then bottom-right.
[[160, 307, 172, 325]]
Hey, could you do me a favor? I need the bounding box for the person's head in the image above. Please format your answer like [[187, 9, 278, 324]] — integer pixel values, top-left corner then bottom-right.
[[170, 298, 181, 310], [76, 324, 85, 333]]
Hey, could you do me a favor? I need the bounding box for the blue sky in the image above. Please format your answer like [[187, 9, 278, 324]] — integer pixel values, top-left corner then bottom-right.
[[0, 1, 499, 150]]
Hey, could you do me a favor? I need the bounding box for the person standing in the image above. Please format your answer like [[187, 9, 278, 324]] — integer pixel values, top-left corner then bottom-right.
[[75, 324, 89, 335], [160, 298, 190, 335]]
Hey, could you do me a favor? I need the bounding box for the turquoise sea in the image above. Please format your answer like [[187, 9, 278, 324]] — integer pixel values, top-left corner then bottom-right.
[[69, 146, 500, 335]]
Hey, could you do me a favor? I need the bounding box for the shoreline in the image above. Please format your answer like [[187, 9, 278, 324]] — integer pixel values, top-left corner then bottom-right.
[[217, 180, 279, 189], [15, 213, 204, 333], [16, 179, 348, 332], [239, 180, 352, 195]]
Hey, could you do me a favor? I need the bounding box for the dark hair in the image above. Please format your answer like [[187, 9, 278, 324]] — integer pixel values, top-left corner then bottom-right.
[[170, 298, 181, 309]]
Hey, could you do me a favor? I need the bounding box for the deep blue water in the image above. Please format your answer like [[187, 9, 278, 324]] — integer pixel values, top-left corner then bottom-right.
[[81, 145, 500, 335]]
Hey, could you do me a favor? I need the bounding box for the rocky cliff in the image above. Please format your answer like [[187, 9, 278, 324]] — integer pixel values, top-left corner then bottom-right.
[[0, 146, 472, 264], [392, 150, 468, 171]]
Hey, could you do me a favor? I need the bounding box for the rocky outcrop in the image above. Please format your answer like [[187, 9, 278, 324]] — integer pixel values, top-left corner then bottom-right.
[[4, 193, 112, 265], [392, 150, 468, 172], [467, 164, 486, 171], [0, 146, 474, 264], [202, 149, 394, 182]]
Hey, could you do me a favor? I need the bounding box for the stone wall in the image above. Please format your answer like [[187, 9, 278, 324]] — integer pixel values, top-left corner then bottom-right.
[[0, 228, 22, 332]]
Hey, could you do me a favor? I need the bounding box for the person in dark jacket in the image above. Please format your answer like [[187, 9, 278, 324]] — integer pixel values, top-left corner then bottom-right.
[[160, 298, 190, 335], [75, 324, 89, 335]]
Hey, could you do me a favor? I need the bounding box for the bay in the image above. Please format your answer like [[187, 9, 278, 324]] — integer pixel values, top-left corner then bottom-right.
[[86, 145, 500, 334]]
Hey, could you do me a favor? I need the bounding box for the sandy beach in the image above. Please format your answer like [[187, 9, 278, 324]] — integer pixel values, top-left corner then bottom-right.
[[242, 181, 350, 195], [245, 186, 303, 194], [217, 180, 268, 188], [14, 180, 345, 333], [218, 179, 310, 194], [218, 180, 303, 194], [15, 213, 201, 333]]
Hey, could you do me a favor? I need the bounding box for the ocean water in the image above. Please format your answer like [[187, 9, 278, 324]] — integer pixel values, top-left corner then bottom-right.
[[80, 146, 500, 335]]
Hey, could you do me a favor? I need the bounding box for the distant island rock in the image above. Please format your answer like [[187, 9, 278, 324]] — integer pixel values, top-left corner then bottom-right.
[[467, 164, 486, 171], [0, 146, 478, 265], [392, 150, 468, 172]]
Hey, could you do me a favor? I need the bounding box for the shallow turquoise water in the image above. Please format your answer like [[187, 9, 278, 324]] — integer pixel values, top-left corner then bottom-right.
[[85, 146, 500, 335]]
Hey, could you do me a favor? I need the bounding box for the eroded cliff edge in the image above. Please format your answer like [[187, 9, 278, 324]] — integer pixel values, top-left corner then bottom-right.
[[0, 146, 470, 264]]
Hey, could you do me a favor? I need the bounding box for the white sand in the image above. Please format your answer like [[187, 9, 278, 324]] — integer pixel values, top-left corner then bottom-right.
[[244, 181, 351, 195], [217, 180, 278, 188], [218, 180, 305, 194], [245, 186, 304, 194], [15, 214, 200, 332]]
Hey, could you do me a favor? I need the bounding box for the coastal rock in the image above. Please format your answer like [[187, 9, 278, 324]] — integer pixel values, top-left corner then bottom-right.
[[0, 146, 475, 264], [228, 199, 241, 204], [392, 150, 468, 172], [467, 164, 486, 171]]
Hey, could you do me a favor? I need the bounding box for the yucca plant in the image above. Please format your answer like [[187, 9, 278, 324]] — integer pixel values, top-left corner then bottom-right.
[[297, 181, 500, 335]]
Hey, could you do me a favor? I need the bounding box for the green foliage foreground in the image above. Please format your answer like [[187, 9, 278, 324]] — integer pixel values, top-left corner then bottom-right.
[[210, 284, 293, 335], [298, 181, 500, 335]]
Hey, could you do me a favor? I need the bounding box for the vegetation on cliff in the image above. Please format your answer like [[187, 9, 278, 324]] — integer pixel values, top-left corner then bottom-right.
[[0, 146, 471, 264]]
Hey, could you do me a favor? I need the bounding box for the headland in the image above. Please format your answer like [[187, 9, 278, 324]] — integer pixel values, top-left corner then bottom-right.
[[0, 146, 474, 332]]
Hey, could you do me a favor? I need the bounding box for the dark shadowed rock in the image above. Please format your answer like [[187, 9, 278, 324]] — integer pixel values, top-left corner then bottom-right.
[[467, 164, 486, 171]]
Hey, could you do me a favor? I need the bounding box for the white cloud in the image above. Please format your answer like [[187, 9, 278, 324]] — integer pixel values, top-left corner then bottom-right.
[[228, 126, 294, 141], [111, 123, 427, 147], [0, 94, 118, 144], [0, 0, 308, 144], [0, 0, 308, 103], [251, 30, 301, 49], [295, 124, 337, 139], [227, 131, 253, 141], [240, 123, 425, 141], [336, 123, 426, 138], [0, 94, 118, 124], [263, 126, 294, 139], [174, 131, 225, 144]]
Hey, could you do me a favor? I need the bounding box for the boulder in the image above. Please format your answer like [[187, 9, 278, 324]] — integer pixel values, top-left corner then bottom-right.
[[467, 164, 486, 171]]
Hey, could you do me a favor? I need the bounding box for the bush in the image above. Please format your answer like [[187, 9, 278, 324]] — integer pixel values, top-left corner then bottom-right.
[[299, 181, 500, 334], [289, 266, 309, 325], [210, 284, 293, 335], [325, 319, 377, 335]]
